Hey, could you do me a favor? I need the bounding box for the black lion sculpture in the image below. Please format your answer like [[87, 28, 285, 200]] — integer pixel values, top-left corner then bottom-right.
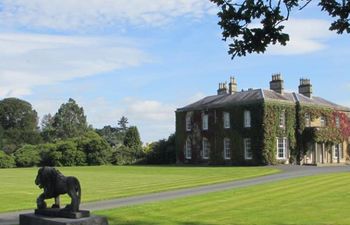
[[35, 167, 81, 212]]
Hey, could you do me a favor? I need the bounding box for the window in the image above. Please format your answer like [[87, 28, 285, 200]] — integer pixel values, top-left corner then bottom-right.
[[244, 138, 252, 160], [223, 112, 230, 129], [185, 138, 192, 159], [244, 110, 251, 128], [202, 114, 209, 131], [334, 143, 343, 159], [277, 138, 287, 160], [224, 138, 231, 159], [279, 111, 286, 128], [320, 116, 326, 127], [305, 113, 311, 127], [335, 116, 340, 128], [186, 114, 192, 131], [202, 138, 210, 159]]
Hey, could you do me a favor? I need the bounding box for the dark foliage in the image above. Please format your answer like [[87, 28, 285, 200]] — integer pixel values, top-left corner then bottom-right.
[[144, 134, 176, 164], [210, 0, 350, 58]]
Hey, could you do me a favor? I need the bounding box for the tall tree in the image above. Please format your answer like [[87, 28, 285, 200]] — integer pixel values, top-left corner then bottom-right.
[[41, 113, 55, 142], [52, 98, 88, 139], [117, 116, 129, 132], [0, 98, 41, 152], [124, 126, 142, 158], [210, 0, 350, 58]]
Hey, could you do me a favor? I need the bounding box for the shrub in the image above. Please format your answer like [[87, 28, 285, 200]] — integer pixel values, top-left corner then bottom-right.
[[0, 151, 15, 168], [14, 145, 40, 167], [76, 131, 112, 165]]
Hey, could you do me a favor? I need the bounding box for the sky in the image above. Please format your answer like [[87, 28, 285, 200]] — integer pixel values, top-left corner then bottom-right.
[[0, 0, 349, 143]]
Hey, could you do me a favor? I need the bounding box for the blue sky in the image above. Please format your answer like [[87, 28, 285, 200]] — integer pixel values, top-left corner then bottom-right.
[[0, 1, 349, 143]]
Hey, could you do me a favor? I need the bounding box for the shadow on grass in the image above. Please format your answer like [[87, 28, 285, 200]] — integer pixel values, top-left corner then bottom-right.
[[107, 217, 217, 225]]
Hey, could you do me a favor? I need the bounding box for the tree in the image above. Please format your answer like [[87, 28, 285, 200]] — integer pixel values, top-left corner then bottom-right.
[[117, 116, 129, 132], [96, 125, 124, 147], [144, 134, 176, 164], [210, 0, 350, 58], [41, 113, 55, 142], [52, 98, 88, 139], [0, 98, 41, 152], [124, 126, 143, 159]]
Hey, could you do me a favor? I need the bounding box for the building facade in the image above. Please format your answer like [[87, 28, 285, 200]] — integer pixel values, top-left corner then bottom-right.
[[175, 75, 350, 165]]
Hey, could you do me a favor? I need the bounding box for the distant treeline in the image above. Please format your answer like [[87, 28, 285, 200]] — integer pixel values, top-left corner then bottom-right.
[[0, 98, 175, 168]]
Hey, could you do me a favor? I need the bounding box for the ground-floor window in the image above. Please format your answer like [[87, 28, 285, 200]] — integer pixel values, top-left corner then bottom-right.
[[277, 137, 287, 160], [202, 138, 210, 159], [244, 138, 252, 160], [334, 143, 343, 159], [224, 138, 231, 159], [185, 138, 192, 159]]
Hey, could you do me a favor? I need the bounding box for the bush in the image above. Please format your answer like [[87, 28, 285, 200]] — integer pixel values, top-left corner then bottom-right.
[[144, 134, 176, 164], [111, 145, 136, 165], [56, 140, 86, 166], [0, 151, 15, 168], [76, 131, 112, 165], [39, 143, 61, 167], [14, 145, 40, 167]]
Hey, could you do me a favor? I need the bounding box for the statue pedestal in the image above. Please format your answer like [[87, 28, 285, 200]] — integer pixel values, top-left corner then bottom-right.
[[19, 213, 108, 225], [35, 208, 90, 219]]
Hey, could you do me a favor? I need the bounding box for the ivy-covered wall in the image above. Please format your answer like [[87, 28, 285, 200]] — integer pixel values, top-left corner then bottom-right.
[[262, 101, 296, 164], [176, 100, 350, 165]]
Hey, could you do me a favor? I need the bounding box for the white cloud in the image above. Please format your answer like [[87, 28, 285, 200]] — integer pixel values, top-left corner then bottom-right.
[[0, 32, 148, 98], [0, 0, 214, 30], [268, 19, 334, 55]]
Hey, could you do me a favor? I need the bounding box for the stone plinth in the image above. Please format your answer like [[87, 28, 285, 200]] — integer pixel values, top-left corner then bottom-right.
[[35, 208, 90, 219], [19, 213, 108, 225]]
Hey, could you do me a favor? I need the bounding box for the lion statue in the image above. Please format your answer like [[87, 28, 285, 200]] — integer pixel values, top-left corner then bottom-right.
[[35, 167, 81, 212]]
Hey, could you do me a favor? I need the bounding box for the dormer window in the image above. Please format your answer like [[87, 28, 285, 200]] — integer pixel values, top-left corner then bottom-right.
[[223, 112, 230, 129], [244, 110, 251, 128]]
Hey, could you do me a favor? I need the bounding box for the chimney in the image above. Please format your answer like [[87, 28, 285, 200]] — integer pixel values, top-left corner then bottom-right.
[[270, 74, 284, 94], [229, 76, 237, 94], [217, 82, 228, 95], [299, 78, 312, 98]]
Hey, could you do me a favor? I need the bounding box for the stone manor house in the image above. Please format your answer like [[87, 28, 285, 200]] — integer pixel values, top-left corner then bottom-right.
[[175, 75, 350, 165]]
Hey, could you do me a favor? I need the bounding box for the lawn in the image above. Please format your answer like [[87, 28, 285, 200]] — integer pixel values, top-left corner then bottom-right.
[[97, 172, 350, 225], [0, 165, 278, 213]]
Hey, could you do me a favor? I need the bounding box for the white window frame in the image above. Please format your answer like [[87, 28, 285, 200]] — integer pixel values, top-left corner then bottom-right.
[[305, 113, 311, 127], [186, 114, 192, 131], [320, 116, 326, 127], [185, 138, 192, 159], [224, 138, 231, 160], [244, 110, 251, 128], [202, 114, 209, 131], [244, 138, 252, 160], [276, 137, 287, 160], [279, 111, 286, 128], [335, 116, 340, 128], [333, 143, 343, 159], [202, 138, 210, 159], [223, 112, 230, 129]]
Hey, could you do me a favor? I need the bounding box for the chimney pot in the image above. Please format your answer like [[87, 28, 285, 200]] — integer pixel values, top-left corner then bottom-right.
[[270, 74, 284, 95]]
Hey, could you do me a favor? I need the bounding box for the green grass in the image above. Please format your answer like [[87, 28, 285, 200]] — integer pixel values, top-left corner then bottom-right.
[[97, 172, 350, 225], [0, 165, 278, 213]]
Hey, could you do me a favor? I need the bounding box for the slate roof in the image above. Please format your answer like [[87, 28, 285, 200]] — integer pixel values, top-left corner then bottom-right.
[[177, 89, 350, 112]]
